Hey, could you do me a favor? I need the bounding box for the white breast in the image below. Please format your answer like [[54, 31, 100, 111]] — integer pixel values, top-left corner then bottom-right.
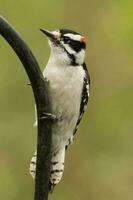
[[43, 64, 85, 151]]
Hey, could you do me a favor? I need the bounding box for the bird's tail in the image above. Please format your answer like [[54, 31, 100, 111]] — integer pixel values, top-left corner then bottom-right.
[[29, 147, 65, 192], [49, 147, 65, 192]]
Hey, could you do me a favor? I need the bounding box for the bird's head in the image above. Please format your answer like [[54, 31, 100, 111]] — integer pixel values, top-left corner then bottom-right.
[[40, 28, 87, 66]]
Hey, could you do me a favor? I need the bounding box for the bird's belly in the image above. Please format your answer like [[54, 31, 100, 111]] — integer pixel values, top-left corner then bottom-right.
[[51, 79, 81, 128], [44, 66, 85, 150], [50, 86, 80, 150]]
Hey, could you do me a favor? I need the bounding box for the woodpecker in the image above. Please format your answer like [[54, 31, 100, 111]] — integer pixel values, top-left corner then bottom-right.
[[30, 28, 90, 192]]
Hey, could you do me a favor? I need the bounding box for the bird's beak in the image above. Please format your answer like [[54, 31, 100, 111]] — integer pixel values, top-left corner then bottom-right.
[[40, 29, 60, 41]]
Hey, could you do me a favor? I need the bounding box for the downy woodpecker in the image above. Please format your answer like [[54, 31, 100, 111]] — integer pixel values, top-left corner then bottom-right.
[[30, 28, 90, 192]]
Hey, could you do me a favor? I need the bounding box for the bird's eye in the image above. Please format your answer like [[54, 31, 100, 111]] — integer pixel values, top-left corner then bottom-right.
[[63, 37, 70, 44]]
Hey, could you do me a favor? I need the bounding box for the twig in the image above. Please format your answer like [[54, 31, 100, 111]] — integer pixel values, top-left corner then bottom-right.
[[0, 16, 52, 200]]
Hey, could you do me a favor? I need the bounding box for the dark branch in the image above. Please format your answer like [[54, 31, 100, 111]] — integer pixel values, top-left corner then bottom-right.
[[0, 16, 52, 200]]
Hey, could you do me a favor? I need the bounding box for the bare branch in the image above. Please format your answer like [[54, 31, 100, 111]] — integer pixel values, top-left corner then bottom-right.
[[0, 16, 52, 200]]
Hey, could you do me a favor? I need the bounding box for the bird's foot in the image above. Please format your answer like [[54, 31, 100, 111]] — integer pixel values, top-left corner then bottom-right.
[[44, 77, 49, 83], [40, 112, 57, 122]]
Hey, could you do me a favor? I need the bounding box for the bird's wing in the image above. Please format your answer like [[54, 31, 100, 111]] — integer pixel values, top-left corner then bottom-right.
[[65, 63, 90, 149]]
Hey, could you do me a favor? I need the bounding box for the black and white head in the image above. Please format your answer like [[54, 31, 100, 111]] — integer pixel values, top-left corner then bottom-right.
[[40, 28, 87, 66]]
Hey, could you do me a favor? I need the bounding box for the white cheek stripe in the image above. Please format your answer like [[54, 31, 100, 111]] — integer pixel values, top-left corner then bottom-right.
[[64, 33, 82, 41], [63, 43, 75, 54]]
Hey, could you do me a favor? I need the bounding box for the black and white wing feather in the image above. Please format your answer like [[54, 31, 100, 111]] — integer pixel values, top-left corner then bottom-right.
[[73, 63, 90, 135], [66, 63, 90, 149]]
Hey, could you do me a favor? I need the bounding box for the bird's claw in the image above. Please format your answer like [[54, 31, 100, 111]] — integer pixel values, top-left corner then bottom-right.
[[44, 77, 49, 83], [40, 112, 57, 122]]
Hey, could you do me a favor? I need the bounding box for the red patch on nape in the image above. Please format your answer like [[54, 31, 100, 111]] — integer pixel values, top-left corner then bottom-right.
[[80, 37, 87, 43]]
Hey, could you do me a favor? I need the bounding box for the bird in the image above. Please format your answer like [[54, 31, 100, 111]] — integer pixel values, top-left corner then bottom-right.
[[29, 28, 90, 192]]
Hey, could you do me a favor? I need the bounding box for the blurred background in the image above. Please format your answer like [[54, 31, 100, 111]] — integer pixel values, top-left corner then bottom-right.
[[0, 0, 133, 199]]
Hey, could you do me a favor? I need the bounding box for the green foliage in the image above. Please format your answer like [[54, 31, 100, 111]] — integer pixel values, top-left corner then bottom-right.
[[0, 0, 133, 199]]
